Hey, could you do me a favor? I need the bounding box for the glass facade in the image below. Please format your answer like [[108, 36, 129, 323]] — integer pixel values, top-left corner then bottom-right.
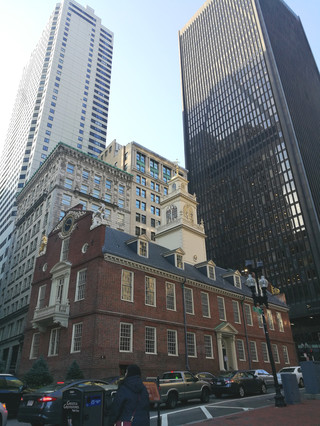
[[179, 0, 320, 354]]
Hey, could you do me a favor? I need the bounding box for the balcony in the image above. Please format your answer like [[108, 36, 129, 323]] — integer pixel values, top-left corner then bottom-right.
[[32, 301, 70, 332]]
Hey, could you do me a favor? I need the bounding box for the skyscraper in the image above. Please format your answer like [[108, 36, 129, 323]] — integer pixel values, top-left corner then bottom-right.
[[0, 0, 113, 285], [179, 0, 320, 355]]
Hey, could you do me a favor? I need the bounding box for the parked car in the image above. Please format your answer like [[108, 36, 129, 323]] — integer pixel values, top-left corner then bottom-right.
[[195, 372, 217, 393], [212, 370, 267, 398], [0, 374, 28, 416], [17, 379, 117, 425], [0, 402, 8, 426], [247, 369, 274, 386], [277, 366, 304, 387]]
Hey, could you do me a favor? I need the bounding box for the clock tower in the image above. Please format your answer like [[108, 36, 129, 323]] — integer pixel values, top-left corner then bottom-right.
[[155, 167, 207, 265]]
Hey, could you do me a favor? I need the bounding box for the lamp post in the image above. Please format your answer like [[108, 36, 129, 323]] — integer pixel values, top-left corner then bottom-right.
[[245, 260, 286, 408]]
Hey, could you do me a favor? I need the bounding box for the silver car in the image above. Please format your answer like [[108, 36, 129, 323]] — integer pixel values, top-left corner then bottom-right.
[[277, 366, 304, 387], [0, 402, 8, 426], [248, 369, 274, 386]]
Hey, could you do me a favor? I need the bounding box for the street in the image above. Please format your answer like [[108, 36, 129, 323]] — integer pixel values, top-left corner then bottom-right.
[[8, 386, 300, 426]]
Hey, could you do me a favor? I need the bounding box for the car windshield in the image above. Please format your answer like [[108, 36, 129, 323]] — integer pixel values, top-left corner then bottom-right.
[[279, 368, 295, 373], [218, 371, 236, 378]]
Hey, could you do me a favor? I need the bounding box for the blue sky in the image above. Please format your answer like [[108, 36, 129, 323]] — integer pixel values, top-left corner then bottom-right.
[[0, 0, 319, 167]]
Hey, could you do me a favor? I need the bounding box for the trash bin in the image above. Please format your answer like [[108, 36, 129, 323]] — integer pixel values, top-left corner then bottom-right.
[[281, 373, 301, 405], [62, 385, 104, 426], [301, 361, 320, 394]]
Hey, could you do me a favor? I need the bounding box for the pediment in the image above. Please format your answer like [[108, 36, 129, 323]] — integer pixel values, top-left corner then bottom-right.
[[214, 322, 238, 335]]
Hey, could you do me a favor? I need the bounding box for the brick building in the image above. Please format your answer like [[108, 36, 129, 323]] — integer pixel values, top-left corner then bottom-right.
[[18, 171, 297, 380]]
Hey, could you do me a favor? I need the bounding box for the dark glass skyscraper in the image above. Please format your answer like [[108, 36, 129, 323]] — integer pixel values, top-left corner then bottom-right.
[[179, 0, 320, 356]]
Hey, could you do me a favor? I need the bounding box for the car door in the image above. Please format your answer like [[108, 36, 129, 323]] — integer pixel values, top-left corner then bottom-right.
[[184, 372, 200, 399]]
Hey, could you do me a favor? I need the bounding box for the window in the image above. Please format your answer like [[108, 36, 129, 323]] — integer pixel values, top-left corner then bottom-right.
[[82, 169, 89, 179], [67, 163, 74, 174], [234, 275, 242, 289], [92, 188, 100, 198], [119, 184, 125, 195], [267, 310, 274, 330], [71, 323, 82, 353], [232, 300, 241, 323], [167, 329, 178, 356], [105, 179, 111, 190], [37, 285, 46, 309], [236, 339, 246, 361], [64, 178, 72, 189], [118, 199, 124, 209], [272, 344, 280, 363], [256, 311, 264, 328], [204, 335, 214, 358], [121, 270, 134, 302], [217, 296, 226, 320], [145, 327, 156, 354], [282, 345, 290, 364], [249, 341, 258, 361], [261, 342, 270, 362], [166, 282, 176, 310], [30, 333, 40, 359], [94, 175, 101, 185], [62, 193, 72, 206], [201, 292, 210, 317], [119, 322, 132, 352], [244, 304, 253, 326], [75, 269, 87, 301], [184, 287, 194, 314], [139, 240, 148, 257], [176, 254, 184, 269], [60, 238, 69, 261], [48, 328, 60, 356], [208, 265, 215, 280], [145, 276, 156, 306], [187, 332, 196, 357], [276, 312, 284, 332], [81, 184, 88, 194]]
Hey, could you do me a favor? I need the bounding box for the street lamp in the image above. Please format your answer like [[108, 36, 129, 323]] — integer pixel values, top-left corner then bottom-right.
[[245, 260, 286, 408]]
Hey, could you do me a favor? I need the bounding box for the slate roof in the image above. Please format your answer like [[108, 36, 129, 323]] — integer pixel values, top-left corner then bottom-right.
[[102, 227, 287, 309]]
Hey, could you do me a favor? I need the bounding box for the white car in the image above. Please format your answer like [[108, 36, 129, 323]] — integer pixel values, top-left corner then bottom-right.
[[277, 366, 304, 387], [0, 402, 8, 426], [248, 369, 274, 386]]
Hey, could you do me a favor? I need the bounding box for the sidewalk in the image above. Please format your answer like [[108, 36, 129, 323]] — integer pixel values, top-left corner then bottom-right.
[[195, 397, 320, 425]]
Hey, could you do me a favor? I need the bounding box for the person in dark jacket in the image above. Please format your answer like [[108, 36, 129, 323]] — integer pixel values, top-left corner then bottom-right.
[[106, 364, 150, 426]]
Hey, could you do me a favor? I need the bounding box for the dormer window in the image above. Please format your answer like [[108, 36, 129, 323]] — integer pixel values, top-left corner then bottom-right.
[[139, 240, 148, 257], [176, 254, 184, 269], [234, 274, 242, 289], [208, 265, 215, 280], [60, 238, 69, 261]]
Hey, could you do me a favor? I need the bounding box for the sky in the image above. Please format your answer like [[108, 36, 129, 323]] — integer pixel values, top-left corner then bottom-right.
[[0, 0, 319, 168]]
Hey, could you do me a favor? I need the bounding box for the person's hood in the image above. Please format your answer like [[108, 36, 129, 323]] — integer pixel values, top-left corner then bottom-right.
[[123, 375, 145, 394]]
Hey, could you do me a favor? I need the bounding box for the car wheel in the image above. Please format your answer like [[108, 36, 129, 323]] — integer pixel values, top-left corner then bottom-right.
[[201, 387, 210, 403], [299, 378, 304, 388], [260, 383, 267, 394], [238, 385, 245, 398], [214, 393, 222, 398], [166, 392, 178, 409]]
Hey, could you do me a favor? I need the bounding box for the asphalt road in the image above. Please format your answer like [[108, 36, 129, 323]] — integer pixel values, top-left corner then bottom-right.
[[8, 387, 294, 426]]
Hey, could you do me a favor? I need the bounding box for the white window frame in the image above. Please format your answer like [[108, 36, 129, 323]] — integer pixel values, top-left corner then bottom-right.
[[48, 328, 60, 356], [119, 322, 133, 352], [186, 332, 197, 357], [145, 326, 157, 354], [267, 309, 275, 330], [244, 303, 253, 326], [208, 265, 215, 280], [30, 333, 40, 359], [272, 344, 280, 363], [71, 322, 82, 353], [60, 237, 70, 261], [75, 269, 87, 301], [236, 339, 246, 361], [166, 282, 176, 311], [139, 240, 148, 257], [201, 292, 210, 318], [204, 335, 214, 359], [184, 287, 194, 315], [145, 276, 156, 306], [121, 270, 134, 302], [176, 254, 184, 269], [232, 300, 241, 323], [276, 312, 284, 332], [261, 342, 270, 363], [37, 284, 46, 309], [234, 275, 242, 289], [282, 345, 290, 364], [217, 296, 226, 320], [249, 341, 258, 361], [167, 329, 178, 356]]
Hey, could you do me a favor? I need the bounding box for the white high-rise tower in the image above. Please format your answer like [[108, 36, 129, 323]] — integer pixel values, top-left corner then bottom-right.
[[0, 0, 113, 284]]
